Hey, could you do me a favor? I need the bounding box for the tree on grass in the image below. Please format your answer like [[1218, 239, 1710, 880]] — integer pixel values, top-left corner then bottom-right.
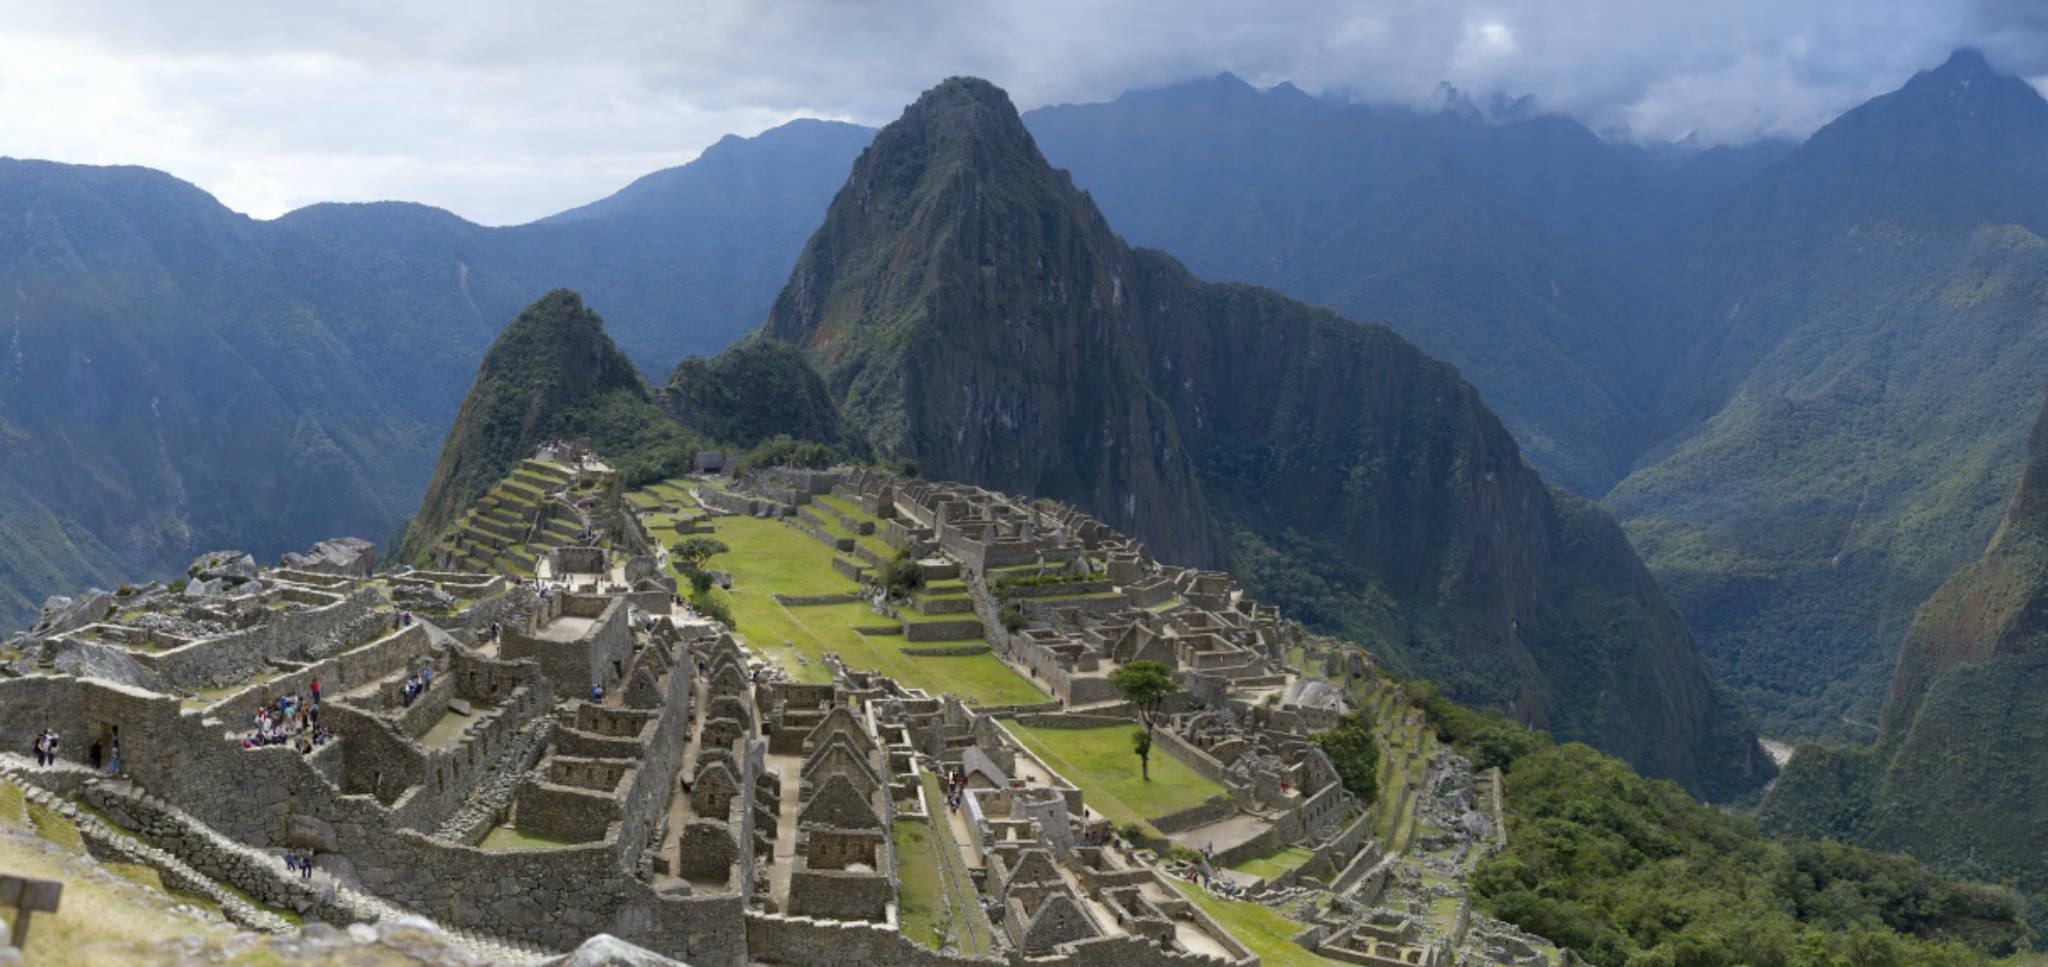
[[671, 537, 729, 571], [1108, 660, 1178, 780], [670, 536, 729, 594]]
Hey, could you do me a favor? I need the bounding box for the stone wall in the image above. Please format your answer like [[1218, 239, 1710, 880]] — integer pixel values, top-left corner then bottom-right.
[[124, 587, 390, 690], [744, 912, 1001, 967], [902, 618, 984, 642], [202, 623, 430, 718]]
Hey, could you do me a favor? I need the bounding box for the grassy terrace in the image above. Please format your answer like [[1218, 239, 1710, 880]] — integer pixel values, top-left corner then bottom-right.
[[1167, 879, 1347, 967], [1227, 844, 1315, 881], [893, 817, 949, 947], [637, 485, 1047, 706], [1005, 722, 1224, 833], [893, 772, 997, 954]]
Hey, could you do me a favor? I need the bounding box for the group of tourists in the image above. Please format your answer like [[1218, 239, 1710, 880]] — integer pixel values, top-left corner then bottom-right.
[[400, 665, 433, 707], [29, 729, 60, 766], [245, 686, 330, 753], [942, 770, 971, 813], [281, 847, 317, 879], [27, 727, 127, 775]]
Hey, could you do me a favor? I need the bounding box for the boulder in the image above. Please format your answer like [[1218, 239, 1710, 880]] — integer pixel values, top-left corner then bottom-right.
[[191, 550, 259, 583], [31, 589, 114, 637], [286, 814, 339, 853], [282, 538, 376, 578], [543, 934, 690, 967], [47, 639, 160, 691]]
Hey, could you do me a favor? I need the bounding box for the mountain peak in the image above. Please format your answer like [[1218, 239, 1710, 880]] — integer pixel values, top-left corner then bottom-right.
[[1932, 46, 1995, 78]]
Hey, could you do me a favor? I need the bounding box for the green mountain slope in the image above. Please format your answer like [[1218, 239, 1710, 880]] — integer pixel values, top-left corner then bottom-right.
[[758, 76, 1768, 798], [658, 336, 846, 451], [401, 290, 697, 558], [0, 121, 865, 625], [1607, 49, 2048, 740], [1763, 389, 2048, 933]]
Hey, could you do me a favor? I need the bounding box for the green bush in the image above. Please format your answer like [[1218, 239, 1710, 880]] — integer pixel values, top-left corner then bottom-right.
[[1312, 711, 1379, 803], [689, 589, 734, 628]]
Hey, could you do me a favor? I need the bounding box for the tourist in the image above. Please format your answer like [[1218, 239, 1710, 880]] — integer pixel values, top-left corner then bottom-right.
[[590, 683, 604, 703], [32, 730, 47, 767], [421, 665, 433, 689], [300, 849, 315, 879], [106, 727, 121, 775], [284, 850, 298, 875], [310, 678, 321, 705]]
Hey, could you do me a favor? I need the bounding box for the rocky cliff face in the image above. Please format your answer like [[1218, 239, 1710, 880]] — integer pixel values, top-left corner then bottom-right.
[[760, 77, 1768, 797]]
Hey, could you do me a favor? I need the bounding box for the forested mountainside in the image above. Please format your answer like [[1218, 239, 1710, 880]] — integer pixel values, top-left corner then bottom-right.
[[0, 121, 867, 625], [750, 76, 1768, 798], [1606, 49, 2048, 739], [1762, 388, 2048, 935]]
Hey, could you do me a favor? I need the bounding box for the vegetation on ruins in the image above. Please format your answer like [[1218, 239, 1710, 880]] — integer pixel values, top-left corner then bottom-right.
[[733, 434, 839, 475], [1107, 660, 1178, 781], [688, 587, 733, 628], [875, 548, 923, 598], [1310, 711, 1380, 804], [1397, 681, 2035, 964], [998, 602, 1026, 633]]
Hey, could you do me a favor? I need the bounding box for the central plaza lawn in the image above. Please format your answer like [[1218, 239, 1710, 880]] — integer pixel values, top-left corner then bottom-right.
[[1005, 722, 1225, 831], [658, 506, 1047, 706], [1167, 879, 1348, 967]]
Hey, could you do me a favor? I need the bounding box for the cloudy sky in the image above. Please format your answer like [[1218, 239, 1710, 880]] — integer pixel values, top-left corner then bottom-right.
[[3, 0, 2045, 225]]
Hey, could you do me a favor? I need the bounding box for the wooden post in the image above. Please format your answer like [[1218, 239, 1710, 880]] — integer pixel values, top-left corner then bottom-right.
[[0, 875, 62, 949]]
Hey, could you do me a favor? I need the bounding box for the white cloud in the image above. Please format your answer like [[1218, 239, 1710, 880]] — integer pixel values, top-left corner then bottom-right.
[[0, 0, 2040, 224]]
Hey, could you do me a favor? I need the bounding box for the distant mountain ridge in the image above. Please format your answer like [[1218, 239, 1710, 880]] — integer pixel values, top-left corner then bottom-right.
[[747, 76, 1769, 798], [0, 122, 869, 624]]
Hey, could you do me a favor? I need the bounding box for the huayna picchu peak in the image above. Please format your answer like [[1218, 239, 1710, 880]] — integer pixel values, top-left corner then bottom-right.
[[749, 76, 1770, 799]]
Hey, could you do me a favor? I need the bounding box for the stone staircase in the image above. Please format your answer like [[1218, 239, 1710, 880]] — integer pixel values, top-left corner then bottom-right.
[[0, 757, 550, 962]]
